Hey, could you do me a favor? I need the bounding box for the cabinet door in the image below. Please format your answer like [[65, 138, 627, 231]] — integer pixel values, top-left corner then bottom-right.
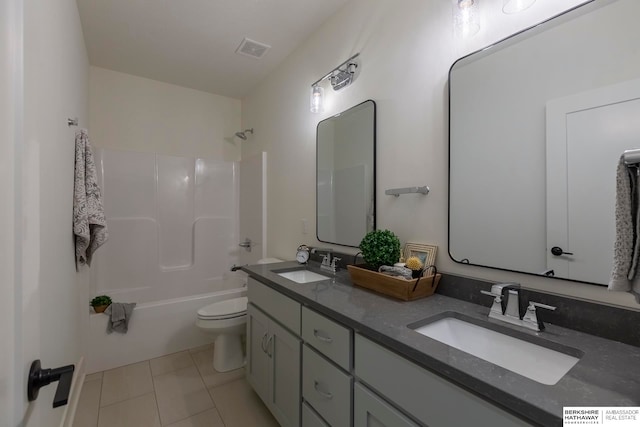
[[246, 304, 270, 404], [354, 383, 419, 427], [268, 319, 302, 427]]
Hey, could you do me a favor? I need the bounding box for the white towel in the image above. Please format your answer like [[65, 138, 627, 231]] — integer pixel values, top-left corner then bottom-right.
[[73, 130, 108, 269], [609, 155, 640, 302]]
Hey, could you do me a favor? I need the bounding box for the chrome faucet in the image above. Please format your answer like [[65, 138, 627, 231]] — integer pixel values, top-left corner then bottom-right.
[[480, 283, 556, 331], [311, 248, 340, 273]]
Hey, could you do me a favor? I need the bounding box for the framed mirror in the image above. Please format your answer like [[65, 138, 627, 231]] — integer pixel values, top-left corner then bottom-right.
[[449, 0, 640, 286], [317, 100, 376, 247]]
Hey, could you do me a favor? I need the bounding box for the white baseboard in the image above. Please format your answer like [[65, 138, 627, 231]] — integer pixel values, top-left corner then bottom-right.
[[60, 356, 85, 427]]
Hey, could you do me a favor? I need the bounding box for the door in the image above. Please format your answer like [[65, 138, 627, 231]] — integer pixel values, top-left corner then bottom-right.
[[547, 78, 640, 283], [269, 320, 301, 427], [0, 0, 20, 423], [238, 152, 266, 264], [246, 304, 270, 403]]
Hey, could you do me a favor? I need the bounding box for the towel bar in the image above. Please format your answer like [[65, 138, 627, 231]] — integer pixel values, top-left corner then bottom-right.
[[385, 186, 430, 197]]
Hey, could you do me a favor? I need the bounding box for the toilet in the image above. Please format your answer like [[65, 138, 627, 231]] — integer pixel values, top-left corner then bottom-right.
[[196, 258, 282, 372]]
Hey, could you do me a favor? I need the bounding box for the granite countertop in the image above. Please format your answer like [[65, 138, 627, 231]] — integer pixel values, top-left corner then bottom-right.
[[243, 261, 640, 427]]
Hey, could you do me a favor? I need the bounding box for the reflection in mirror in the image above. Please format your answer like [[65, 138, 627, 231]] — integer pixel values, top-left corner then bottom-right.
[[449, 0, 640, 286], [317, 100, 376, 247]]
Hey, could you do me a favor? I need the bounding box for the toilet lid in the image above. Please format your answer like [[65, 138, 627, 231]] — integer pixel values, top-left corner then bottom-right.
[[197, 297, 248, 320]]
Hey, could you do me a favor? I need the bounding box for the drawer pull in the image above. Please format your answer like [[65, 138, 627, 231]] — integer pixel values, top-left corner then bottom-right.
[[313, 380, 333, 399], [313, 329, 333, 343], [261, 333, 268, 353]]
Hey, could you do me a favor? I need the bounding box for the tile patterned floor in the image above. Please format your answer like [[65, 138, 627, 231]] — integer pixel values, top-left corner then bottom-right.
[[73, 344, 280, 427]]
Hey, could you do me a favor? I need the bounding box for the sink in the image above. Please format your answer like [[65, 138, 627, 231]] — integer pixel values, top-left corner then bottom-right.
[[276, 269, 331, 284], [410, 314, 580, 385]]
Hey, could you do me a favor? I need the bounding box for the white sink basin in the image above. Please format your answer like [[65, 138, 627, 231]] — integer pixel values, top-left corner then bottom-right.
[[412, 317, 579, 385], [277, 269, 331, 284]]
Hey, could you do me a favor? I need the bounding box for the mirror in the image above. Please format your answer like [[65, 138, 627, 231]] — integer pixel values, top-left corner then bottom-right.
[[317, 100, 376, 247], [449, 0, 640, 286]]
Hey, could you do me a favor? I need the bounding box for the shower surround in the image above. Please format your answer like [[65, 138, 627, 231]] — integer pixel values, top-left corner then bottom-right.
[[91, 147, 241, 304]]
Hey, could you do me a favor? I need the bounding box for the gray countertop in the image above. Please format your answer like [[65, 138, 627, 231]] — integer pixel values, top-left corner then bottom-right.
[[243, 261, 640, 427]]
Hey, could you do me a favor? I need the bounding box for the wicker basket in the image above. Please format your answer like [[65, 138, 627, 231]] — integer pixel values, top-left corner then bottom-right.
[[347, 264, 441, 301]]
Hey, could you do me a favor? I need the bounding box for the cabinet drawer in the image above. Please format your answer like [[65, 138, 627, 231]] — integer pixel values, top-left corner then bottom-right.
[[302, 402, 330, 427], [302, 306, 352, 370], [354, 334, 530, 427], [354, 382, 418, 427], [248, 277, 301, 334], [303, 345, 352, 427]]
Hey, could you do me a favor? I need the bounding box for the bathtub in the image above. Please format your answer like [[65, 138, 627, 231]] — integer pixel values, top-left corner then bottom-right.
[[87, 284, 246, 373]]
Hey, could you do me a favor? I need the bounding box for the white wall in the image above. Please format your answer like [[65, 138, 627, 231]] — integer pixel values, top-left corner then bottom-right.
[[22, 0, 90, 425], [242, 0, 639, 309], [89, 66, 241, 160]]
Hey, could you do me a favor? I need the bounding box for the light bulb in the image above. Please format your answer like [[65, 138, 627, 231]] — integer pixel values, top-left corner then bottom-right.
[[310, 85, 324, 113]]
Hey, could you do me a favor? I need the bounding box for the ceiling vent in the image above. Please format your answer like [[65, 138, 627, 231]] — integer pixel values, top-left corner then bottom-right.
[[235, 38, 271, 59]]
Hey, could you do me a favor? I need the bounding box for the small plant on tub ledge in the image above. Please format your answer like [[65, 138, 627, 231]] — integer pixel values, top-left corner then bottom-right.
[[359, 229, 402, 270], [90, 295, 112, 313]]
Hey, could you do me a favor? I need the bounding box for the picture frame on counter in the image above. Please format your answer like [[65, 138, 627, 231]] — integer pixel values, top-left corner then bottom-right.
[[403, 243, 437, 267]]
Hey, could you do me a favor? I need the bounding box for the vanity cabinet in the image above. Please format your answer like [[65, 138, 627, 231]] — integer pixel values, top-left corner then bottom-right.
[[354, 334, 531, 427], [354, 383, 419, 427], [246, 278, 301, 427]]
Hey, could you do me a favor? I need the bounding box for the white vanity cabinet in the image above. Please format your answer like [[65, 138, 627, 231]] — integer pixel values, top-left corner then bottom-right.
[[354, 383, 419, 427], [246, 278, 301, 427]]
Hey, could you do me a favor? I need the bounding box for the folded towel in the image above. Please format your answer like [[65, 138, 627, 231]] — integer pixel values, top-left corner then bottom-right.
[[73, 129, 108, 269], [609, 156, 640, 303], [105, 302, 136, 334], [378, 265, 413, 279]]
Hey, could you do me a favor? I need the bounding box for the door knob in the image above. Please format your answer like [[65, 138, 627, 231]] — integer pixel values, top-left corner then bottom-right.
[[238, 238, 253, 252], [550, 246, 573, 256], [28, 360, 75, 408]]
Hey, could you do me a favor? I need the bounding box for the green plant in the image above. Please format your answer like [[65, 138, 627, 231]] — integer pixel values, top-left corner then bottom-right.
[[90, 295, 112, 307], [359, 230, 401, 270]]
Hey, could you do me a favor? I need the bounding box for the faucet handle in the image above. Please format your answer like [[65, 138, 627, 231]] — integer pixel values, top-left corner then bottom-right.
[[529, 301, 556, 311], [330, 257, 341, 268], [523, 301, 556, 331], [480, 289, 501, 300]]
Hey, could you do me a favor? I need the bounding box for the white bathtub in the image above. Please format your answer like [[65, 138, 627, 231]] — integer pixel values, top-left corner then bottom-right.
[[87, 285, 246, 373]]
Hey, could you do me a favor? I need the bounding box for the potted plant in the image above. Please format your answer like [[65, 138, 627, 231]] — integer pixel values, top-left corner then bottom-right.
[[90, 295, 112, 313], [358, 229, 402, 270]]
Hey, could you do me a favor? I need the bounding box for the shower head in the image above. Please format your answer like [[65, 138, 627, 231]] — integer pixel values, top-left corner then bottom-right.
[[235, 128, 254, 140]]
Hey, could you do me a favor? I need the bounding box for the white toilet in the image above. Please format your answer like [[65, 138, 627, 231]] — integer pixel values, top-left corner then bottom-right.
[[196, 258, 282, 372]]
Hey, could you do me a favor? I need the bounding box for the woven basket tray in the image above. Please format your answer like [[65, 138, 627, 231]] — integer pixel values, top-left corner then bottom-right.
[[347, 264, 441, 301]]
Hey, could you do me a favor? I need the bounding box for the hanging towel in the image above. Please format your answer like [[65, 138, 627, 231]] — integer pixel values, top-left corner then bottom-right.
[[609, 155, 640, 302], [105, 302, 136, 334], [73, 129, 108, 269]]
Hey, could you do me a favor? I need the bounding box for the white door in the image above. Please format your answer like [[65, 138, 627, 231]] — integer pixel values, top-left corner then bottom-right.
[[547, 78, 640, 283], [238, 152, 267, 265], [0, 0, 20, 423]]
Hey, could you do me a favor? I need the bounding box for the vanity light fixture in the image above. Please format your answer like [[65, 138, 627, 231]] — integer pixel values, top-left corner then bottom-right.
[[502, 0, 536, 14], [453, 0, 480, 39], [310, 53, 360, 113]]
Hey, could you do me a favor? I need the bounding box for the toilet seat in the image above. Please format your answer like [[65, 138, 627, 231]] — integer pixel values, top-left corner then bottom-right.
[[197, 297, 247, 320]]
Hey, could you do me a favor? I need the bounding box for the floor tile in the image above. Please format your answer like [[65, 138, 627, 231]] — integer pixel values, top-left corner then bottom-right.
[[153, 365, 215, 426], [191, 347, 245, 388], [164, 408, 225, 427], [150, 351, 194, 377], [97, 393, 160, 427], [73, 378, 102, 427], [209, 379, 279, 427], [100, 361, 154, 407]]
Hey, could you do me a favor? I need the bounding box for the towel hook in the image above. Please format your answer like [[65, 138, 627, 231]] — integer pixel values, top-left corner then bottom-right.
[[67, 118, 78, 127]]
